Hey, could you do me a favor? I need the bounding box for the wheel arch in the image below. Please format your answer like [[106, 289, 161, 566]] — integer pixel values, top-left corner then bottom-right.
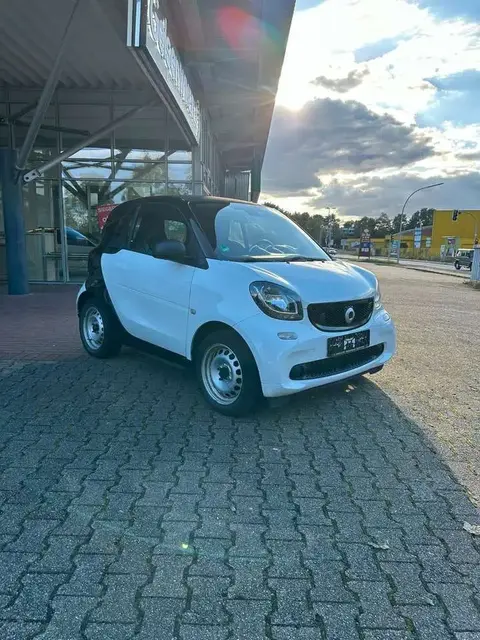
[[190, 321, 252, 362]]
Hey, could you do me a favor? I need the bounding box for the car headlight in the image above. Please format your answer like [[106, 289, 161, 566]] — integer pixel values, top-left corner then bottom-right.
[[374, 282, 382, 309], [250, 281, 303, 320]]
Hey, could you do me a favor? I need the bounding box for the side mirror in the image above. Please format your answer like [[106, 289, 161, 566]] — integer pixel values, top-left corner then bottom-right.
[[153, 239, 186, 262]]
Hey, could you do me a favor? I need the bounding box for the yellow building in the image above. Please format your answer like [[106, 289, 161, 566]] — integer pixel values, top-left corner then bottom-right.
[[431, 210, 480, 253]]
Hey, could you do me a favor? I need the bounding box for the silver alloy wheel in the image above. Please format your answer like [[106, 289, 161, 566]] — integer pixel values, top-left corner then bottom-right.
[[201, 343, 243, 405], [83, 306, 105, 351]]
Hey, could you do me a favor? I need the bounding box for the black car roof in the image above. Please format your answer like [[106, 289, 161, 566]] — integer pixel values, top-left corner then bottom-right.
[[112, 195, 257, 212]]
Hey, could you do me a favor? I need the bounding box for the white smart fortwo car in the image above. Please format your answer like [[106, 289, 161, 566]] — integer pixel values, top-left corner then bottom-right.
[[77, 196, 396, 415]]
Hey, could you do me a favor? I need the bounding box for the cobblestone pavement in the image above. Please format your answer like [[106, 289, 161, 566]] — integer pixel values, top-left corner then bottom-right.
[[0, 269, 479, 640]]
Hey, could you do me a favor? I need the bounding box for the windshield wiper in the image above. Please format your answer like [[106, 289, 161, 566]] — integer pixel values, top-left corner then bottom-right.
[[285, 256, 326, 263]]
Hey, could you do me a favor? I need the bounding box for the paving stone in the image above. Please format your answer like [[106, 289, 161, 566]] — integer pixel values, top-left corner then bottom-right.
[[263, 511, 301, 540], [0, 552, 38, 594], [180, 626, 229, 640], [34, 595, 96, 639], [230, 495, 264, 523], [299, 524, 341, 561], [1, 572, 67, 621], [381, 561, 436, 606], [53, 505, 100, 537], [363, 632, 414, 640], [313, 603, 361, 640], [227, 600, 271, 638], [228, 556, 270, 600], [137, 597, 184, 640], [5, 519, 60, 553], [433, 529, 480, 565], [196, 508, 232, 538], [393, 514, 443, 547], [295, 497, 331, 526], [272, 627, 322, 640], [350, 580, 406, 630], [229, 524, 268, 557], [307, 559, 355, 603], [269, 578, 315, 625], [85, 623, 137, 640], [58, 554, 112, 597], [339, 543, 382, 580], [0, 622, 44, 640], [154, 522, 198, 555], [79, 520, 129, 555], [164, 494, 200, 523], [91, 574, 147, 623], [400, 605, 453, 640], [31, 535, 81, 573], [107, 536, 154, 575], [189, 538, 231, 577], [428, 583, 480, 631], [268, 540, 309, 579]]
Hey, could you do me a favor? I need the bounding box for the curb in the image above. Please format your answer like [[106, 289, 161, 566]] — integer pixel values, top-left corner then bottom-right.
[[349, 259, 469, 279]]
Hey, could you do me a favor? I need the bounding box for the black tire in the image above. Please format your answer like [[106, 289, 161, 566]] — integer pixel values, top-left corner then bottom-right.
[[454, 261, 461, 270], [195, 329, 263, 416], [79, 297, 122, 359]]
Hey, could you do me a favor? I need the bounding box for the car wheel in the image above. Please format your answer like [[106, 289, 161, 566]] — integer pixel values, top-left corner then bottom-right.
[[195, 330, 263, 416], [79, 298, 122, 359], [454, 261, 461, 270]]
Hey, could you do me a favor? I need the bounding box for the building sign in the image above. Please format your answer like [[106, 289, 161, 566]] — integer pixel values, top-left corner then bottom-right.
[[127, 0, 201, 144], [359, 230, 371, 258], [414, 227, 422, 249], [97, 204, 116, 230]]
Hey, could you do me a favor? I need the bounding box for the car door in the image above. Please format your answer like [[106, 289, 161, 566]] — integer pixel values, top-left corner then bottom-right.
[[101, 201, 196, 356]]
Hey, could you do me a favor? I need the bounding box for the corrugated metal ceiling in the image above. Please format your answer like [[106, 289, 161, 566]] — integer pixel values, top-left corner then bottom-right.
[[0, 0, 146, 89]]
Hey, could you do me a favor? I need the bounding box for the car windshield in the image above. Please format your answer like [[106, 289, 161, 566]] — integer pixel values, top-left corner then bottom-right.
[[190, 202, 331, 262]]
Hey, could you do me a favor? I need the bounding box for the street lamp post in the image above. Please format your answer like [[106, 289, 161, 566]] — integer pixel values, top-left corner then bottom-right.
[[396, 182, 444, 264]]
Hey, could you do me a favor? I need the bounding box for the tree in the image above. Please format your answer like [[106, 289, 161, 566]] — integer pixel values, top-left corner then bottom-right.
[[392, 213, 408, 233], [355, 216, 377, 237], [374, 212, 392, 238], [406, 208, 434, 229]]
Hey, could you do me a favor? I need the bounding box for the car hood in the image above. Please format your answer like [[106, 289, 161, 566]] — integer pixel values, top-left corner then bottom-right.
[[240, 259, 377, 304]]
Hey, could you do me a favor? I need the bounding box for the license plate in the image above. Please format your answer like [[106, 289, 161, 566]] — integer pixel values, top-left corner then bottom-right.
[[327, 330, 370, 357]]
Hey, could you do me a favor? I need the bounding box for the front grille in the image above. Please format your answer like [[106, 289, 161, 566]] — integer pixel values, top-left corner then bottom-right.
[[290, 344, 384, 380], [308, 297, 374, 331]]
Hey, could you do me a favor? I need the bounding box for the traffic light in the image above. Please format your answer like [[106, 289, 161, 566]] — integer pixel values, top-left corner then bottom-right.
[[452, 210, 460, 221]]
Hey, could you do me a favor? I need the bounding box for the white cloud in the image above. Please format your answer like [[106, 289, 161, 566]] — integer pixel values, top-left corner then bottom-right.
[[276, 0, 480, 123], [264, 0, 480, 217]]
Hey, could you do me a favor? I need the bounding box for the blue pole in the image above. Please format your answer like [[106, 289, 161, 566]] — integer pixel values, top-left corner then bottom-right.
[[0, 148, 29, 294]]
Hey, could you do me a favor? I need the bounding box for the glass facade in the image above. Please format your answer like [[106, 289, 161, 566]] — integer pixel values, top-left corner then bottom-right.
[[0, 91, 225, 283]]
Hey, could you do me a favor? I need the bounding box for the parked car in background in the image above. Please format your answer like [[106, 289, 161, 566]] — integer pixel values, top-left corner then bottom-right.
[[77, 196, 396, 415], [454, 249, 473, 270], [324, 247, 337, 257]]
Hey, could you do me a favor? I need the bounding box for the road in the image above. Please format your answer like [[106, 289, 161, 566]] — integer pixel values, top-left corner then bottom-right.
[[338, 253, 470, 278], [0, 270, 479, 640]]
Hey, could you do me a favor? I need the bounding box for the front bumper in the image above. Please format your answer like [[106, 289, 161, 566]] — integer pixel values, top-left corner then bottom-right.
[[236, 308, 396, 398]]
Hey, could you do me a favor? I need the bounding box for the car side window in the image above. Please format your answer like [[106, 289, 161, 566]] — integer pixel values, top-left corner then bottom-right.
[[130, 203, 188, 256], [103, 205, 137, 253]]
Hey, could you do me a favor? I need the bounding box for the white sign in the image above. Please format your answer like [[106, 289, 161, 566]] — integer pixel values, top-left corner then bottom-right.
[[128, 0, 201, 143], [414, 227, 422, 249]]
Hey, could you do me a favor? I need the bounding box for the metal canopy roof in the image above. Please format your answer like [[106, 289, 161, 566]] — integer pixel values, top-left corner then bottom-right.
[[0, 0, 295, 171]]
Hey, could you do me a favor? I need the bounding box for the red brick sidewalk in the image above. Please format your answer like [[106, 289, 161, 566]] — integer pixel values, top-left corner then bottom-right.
[[0, 285, 83, 361]]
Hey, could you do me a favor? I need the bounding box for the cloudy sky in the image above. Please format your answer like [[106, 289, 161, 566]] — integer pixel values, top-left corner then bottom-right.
[[262, 0, 480, 219]]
